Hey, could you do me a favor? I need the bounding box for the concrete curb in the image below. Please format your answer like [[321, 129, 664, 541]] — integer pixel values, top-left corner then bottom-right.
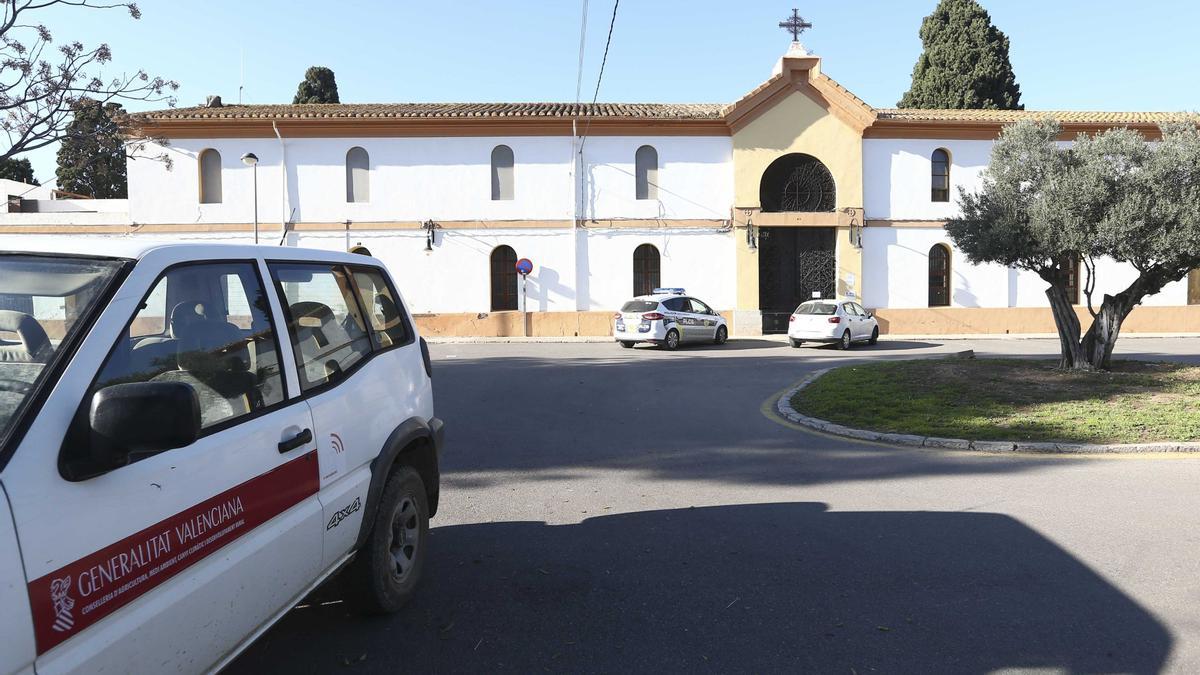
[[775, 368, 1200, 455]]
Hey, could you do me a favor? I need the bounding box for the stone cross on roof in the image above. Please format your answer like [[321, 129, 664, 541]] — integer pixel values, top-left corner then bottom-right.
[[779, 8, 812, 41]]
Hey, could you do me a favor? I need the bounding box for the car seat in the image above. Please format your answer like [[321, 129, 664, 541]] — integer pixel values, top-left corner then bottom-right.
[[0, 310, 52, 363]]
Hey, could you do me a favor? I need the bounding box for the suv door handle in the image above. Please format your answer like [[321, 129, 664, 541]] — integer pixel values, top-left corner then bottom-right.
[[278, 428, 313, 454]]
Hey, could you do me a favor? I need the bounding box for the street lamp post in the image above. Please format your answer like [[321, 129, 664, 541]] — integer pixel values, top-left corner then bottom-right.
[[241, 152, 259, 244]]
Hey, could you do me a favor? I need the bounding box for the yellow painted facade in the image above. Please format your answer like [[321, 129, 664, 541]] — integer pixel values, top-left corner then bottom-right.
[[728, 55, 867, 318]]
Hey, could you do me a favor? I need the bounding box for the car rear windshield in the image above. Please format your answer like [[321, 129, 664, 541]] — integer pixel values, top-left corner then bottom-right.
[[0, 254, 126, 449], [794, 302, 837, 316], [621, 300, 659, 313]]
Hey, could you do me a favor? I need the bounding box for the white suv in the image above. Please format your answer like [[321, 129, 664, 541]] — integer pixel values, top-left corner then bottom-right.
[[0, 240, 443, 674], [614, 289, 728, 350]]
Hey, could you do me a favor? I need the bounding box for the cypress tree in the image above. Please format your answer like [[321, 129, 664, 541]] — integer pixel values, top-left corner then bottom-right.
[[898, 0, 1023, 110], [293, 66, 341, 104], [55, 99, 127, 198], [0, 158, 36, 184]]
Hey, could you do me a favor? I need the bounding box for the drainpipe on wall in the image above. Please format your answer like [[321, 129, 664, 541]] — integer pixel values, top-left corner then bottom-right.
[[272, 120, 288, 245]]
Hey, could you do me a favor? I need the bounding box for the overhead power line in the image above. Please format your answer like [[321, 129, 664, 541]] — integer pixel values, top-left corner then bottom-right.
[[578, 0, 620, 154]]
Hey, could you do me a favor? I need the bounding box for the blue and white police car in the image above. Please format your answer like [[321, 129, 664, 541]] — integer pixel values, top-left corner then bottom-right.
[[613, 288, 728, 350]]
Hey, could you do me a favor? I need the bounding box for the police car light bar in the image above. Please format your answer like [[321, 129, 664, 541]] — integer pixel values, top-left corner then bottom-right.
[[653, 287, 686, 295]]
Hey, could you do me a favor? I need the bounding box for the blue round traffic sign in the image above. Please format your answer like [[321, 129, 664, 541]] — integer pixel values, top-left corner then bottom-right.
[[515, 258, 533, 275]]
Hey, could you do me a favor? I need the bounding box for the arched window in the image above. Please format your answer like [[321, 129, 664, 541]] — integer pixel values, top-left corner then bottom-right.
[[491, 145, 514, 201], [635, 145, 658, 200], [759, 153, 835, 212], [928, 244, 951, 307], [931, 149, 950, 202], [490, 245, 518, 311], [199, 149, 222, 204], [346, 146, 369, 203], [632, 244, 661, 296]]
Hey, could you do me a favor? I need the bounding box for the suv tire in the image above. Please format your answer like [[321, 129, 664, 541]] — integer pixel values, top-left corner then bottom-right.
[[663, 328, 681, 351], [790, 338, 803, 348], [713, 325, 728, 345], [838, 330, 852, 350], [868, 326, 879, 346], [619, 341, 634, 349], [345, 466, 429, 614]]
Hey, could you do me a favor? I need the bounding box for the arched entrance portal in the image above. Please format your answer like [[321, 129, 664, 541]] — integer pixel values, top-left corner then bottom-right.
[[756, 154, 838, 333], [759, 153, 836, 213]]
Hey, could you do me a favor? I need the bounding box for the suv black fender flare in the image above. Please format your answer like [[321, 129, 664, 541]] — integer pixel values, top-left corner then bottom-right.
[[353, 416, 444, 551]]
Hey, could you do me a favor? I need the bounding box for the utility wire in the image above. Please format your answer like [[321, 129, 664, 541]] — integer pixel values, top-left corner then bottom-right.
[[577, 0, 620, 155]]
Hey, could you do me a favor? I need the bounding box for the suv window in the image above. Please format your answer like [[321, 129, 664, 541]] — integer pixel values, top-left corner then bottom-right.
[[271, 263, 372, 392], [351, 267, 410, 349], [686, 298, 712, 314], [662, 297, 687, 312], [92, 262, 285, 430]]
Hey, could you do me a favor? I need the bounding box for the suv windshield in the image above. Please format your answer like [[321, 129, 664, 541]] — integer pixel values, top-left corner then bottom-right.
[[0, 254, 126, 447], [621, 300, 659, 313], [794, 302, 837, 316]]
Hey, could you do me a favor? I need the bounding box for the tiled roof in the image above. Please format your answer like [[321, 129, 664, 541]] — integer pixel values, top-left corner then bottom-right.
[[875, 109, 1192, 124], [133, 102, 727, 121]]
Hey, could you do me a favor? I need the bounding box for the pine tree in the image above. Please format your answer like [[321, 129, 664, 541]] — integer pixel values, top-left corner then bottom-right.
[[55, 99, 127, 199], [898, 0, 1022, 110], [293, 66, 340, 104], [0, 158, 36, 184]]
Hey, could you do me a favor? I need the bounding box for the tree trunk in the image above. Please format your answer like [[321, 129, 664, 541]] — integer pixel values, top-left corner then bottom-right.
[[1045, 285, 1091, 370], [1079, 270, 1173, 370], [1079, 295, 1131, 370]]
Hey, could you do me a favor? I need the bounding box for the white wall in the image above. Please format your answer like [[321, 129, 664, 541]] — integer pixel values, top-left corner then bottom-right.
[[863, 139, 991, 221], [0, 225, 736, 315], [579, 136, 733, 221], [580, 228, 736, 311], [127, 135, 733, 226], [862, 226, 1189, 309]]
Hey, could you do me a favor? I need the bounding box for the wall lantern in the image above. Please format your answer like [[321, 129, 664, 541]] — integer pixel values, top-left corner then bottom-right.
[[741, 208, 757, 250], [422, 219, 440, 253], [843, 207, 863, 249]]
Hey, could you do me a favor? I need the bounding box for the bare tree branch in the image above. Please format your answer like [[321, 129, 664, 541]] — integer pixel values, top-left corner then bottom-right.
[[0, 0, 176, 162]]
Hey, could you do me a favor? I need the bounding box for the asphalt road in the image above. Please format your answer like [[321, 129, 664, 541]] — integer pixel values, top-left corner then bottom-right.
[[229, 336, 1200, 674]]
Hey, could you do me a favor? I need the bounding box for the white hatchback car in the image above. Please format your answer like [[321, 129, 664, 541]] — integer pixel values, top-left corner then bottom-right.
[[614, 288, 728, 350], [788, 299, 879, 349], [0, 240, 443, 674]]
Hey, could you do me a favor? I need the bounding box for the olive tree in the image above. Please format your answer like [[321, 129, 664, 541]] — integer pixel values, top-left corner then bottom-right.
[[947, 118, 1200, 370]]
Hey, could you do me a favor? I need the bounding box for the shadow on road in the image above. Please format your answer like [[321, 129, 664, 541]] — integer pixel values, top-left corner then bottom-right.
[[229, 503, 1170, 674]]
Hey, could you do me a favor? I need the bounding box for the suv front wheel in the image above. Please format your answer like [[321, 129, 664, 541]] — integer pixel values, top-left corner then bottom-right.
[[345, 466, 429, 614]]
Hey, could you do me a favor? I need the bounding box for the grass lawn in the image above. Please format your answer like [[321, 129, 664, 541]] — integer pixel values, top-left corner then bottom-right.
[[790, 359, 1200, 444]]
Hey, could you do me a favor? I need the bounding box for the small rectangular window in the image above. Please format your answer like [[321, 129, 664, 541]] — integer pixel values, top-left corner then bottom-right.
[[271, 263, 373, 392], [351, 267, 410, 349]]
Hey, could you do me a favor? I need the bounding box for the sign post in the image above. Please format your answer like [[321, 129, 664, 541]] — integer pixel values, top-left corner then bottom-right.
[[515, 258, 533, 337]]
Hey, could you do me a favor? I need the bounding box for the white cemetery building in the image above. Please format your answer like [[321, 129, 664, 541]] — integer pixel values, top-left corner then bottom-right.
[[2, 43, 1197, 336]]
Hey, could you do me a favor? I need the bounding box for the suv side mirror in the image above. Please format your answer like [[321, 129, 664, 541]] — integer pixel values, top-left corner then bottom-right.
[[90, 382, 201, 465]]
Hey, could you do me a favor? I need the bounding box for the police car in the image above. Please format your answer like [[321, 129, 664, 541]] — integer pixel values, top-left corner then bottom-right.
[[0, 239, 443, 674], [614, 288, 728, 350]]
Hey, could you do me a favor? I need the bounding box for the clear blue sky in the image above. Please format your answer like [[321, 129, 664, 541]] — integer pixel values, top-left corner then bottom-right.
[[25, 0, 1200, 181]]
